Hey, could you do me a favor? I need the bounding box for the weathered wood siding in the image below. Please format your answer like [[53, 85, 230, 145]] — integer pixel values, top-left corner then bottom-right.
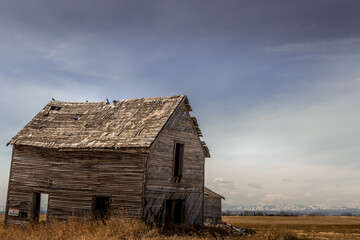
[[204, 197, 222, 220], [5, 145, 146, 226], [144, 102, 205, 225]]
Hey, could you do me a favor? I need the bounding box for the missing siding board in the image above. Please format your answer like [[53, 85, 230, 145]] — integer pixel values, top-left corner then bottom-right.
[[173, 143, 184, 181]]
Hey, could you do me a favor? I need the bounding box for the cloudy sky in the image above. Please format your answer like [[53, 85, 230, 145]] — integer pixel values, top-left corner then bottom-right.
[[1, 0, 359, 210]]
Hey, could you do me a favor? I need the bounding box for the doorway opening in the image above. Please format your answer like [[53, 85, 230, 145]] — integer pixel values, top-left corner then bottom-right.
[[93, 196, 110, 220], [165, 199, 185, 225], [32, 193, 49, 222]]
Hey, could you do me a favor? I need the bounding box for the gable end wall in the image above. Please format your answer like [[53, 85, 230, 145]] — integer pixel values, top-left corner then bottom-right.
[[144, 102, 205, 225]]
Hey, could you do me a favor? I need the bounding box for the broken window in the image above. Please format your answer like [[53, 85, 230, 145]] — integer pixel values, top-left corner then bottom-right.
[[173, 143, 184, 179]]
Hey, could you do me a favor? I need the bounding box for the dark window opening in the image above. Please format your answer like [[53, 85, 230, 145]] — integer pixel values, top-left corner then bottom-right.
[[93, 196, 110, 220], [32, 193, 49, 223], [50, 106, 61, 111], [19, 212, 28, 219], [173, 143, 184, 179], [165, 199, 185, 225]]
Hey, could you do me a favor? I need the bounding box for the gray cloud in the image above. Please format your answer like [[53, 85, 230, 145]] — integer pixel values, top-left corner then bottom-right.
[[248, 183, 263, 189], [205, 76, 360, 207], [263, 194, 297, 202], [266, 38, 360, 55], [207, 178, 235, 191], [282, 178, 293, 183]]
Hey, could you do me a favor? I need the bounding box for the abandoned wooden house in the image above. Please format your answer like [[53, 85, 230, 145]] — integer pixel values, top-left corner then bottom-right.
[[204, 187, 225, 222], [5, 95, 210, 226]]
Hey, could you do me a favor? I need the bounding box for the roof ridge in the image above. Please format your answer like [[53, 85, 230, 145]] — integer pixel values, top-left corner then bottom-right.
[[204, 187, 225, 199], [48, 95, 185, 105]]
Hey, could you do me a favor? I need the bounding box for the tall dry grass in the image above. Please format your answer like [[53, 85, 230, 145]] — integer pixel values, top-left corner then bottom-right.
[[0, 217, 232, 240], [0, 215, 305, 240]]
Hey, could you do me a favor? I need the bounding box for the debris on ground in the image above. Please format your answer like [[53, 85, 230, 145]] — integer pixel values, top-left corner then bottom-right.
[[204, 219, 256, 236]]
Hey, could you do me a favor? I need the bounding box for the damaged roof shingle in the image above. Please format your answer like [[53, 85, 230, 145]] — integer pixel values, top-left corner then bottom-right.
[[8, 95, 187, 150]]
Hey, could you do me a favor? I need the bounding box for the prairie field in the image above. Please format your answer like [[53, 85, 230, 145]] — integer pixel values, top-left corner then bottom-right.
[[0, 215, 233, 240], [223, 215, 360, 240], [1, 214, 360, 239]]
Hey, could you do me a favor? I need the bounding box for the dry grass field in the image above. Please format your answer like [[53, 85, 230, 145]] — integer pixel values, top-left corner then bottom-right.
[[1, 214, 360, 239], [223, 215, 360, 240], [0, 215, 234, 240]]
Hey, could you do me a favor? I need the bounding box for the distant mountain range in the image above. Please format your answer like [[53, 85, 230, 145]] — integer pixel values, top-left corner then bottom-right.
[[223, 203, 360, 215], [1, 204, 359, 216]]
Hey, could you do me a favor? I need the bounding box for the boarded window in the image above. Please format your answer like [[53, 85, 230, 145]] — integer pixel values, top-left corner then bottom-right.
[[173, 143, 184, 178]]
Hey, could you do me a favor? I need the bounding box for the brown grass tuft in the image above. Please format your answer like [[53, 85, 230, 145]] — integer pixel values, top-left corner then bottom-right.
[[263, 228, 302, 240]]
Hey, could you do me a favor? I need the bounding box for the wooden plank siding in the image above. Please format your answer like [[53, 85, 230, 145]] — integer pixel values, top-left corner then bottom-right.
[[5, 145, 146, 226], [144, 102, 205, 225], [204, 197, 222, 220]]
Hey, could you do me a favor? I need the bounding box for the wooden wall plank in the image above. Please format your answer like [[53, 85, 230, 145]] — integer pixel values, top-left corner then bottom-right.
[[5, 145, 146, 226], [204, 197, 222, 220]]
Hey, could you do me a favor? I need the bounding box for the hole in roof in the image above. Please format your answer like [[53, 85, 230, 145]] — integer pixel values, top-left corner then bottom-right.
[[50, 106, 62, 111], [74, 116, 80, 120]]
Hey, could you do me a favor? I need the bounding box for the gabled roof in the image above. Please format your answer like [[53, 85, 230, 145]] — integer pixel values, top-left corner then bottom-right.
[[8, 95, 208, 152], [204, 187, 225, 199]]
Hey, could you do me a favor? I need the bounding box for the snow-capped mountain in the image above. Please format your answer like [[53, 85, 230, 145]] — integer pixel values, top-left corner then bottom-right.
[[223, 203, 360, 214]]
